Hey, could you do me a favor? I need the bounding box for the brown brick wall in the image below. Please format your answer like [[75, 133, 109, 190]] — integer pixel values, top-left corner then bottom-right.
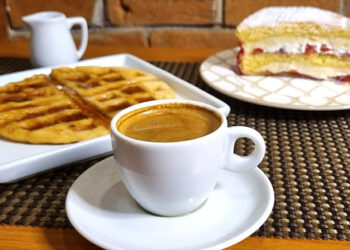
[[88, 29, 148, 46], [0, 2, 8, 41], [150, 29, 238, 48], [0, 0, 347, 49], [107, 0, 218, 25], [6, 0, 96, 28]]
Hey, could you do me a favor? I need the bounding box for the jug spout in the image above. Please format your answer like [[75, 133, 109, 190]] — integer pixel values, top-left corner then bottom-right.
[[22, 11, 65, 25]]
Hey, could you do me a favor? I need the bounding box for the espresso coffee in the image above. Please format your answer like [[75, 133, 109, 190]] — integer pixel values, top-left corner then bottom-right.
[[117, 103, 222, 142]]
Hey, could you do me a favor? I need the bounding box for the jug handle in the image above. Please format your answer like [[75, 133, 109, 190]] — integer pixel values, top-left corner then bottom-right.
[[66, 17, 88, 59]]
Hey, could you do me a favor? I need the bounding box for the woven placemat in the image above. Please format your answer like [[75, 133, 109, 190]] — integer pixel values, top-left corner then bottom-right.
[[0, 58, 350, 240]]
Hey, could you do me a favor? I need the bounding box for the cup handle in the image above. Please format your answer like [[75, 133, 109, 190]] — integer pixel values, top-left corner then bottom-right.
[[66, 17, 88, 59], [224, 126, 265, 172]]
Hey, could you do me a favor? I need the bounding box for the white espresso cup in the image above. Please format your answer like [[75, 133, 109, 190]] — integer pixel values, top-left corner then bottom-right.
[[110, 100, 265, 216]]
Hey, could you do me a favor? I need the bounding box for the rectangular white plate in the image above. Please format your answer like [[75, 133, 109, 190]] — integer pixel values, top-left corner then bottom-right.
[[0, 54, 230, 183]]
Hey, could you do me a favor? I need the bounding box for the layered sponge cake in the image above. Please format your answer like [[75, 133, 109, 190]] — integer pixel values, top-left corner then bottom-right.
[[235, 6, 350, 82]]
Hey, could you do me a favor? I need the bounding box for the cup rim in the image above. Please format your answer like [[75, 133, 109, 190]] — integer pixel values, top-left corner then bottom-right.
[[110, 99, 227, 145]]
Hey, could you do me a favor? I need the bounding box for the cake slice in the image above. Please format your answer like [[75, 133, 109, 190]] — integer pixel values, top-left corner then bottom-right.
[[235, 6, 350, 82]]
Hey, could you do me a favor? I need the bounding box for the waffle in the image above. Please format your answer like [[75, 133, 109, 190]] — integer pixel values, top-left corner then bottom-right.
[[0, 75, 110, 144], [0, 67, 176, 144], [50, 66, 176, 118]]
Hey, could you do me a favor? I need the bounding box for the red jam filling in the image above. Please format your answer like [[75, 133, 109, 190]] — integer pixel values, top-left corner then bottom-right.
[[252, 48, 264, 55], [305, 44, 316, 54], [335, 75, 350, 82], [321, 44, 330, 53], [237, 41, 244, 73], [248, 44, 350, 57]]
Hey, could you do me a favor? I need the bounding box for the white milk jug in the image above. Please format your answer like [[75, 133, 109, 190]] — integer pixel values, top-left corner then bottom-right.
[[22, 11, 88, 67]]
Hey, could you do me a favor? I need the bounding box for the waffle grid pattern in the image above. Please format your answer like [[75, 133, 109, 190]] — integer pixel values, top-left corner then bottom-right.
[[0, 74, 109, 144], [0, 58, 350, 240], [50, 67, 176, 119]]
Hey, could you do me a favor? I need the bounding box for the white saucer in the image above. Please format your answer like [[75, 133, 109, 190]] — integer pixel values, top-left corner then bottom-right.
[[66, 157, 274, 250]]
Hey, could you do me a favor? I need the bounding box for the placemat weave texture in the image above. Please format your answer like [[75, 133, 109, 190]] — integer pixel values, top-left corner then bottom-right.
[[0, 58, 350, 240]]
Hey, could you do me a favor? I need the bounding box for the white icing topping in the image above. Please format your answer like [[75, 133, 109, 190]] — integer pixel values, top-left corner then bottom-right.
[[238, 6, 350, 30]]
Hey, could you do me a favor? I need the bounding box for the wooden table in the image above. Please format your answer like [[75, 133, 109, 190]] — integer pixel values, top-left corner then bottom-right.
[[0, 42, 349, 250]]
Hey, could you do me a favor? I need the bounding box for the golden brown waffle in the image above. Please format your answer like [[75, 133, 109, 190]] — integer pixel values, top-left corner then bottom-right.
[[0, 75, 109, 144], [50, 66, 176, 118], [0, 66, 176, 144]]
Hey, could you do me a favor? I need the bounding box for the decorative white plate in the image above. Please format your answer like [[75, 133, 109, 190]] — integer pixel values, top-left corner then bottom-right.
[[0, 55, 230, 183], [200, 48, 350, 111], [66, 157, 274, 250]]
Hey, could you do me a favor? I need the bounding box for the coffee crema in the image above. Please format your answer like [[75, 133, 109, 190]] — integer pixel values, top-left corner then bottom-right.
[[116, 103, 222, 142]]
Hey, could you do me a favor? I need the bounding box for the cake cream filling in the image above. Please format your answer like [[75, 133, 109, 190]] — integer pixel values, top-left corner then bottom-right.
[[243, 37, 350, 57], [262, 43, 348, 56], [258, 62, 350, 79]]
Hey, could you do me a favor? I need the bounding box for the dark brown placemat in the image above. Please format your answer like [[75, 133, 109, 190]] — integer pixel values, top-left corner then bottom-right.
[[0, 58, 350, 240]]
